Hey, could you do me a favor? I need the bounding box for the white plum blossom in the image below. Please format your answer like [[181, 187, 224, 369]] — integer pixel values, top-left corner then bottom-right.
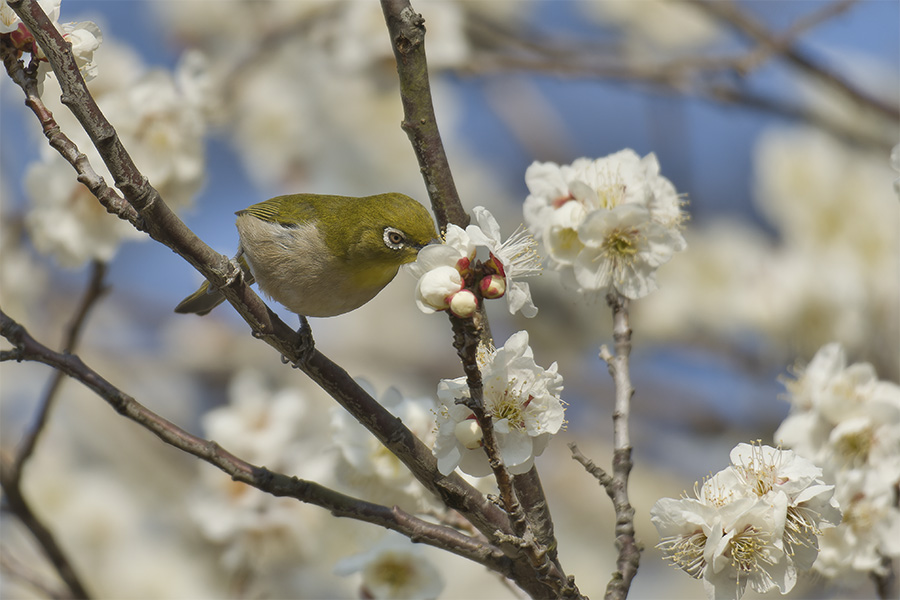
[[406, 207, 541, 318], [189, 369, 316, 574], [574, 203, 683, 299], [25, 46, 207, 266], [0, 0, 59, 33], [331, 380, 436, 509], [34, 20, 102, 82], [2, 0, 101, 82], [202, 369, 308, 467], [774, 343, 900, 580], [652, 443, 841, 600], [466, 206, 541, 317], [815, 468, 900, 578], [334, 533, 444, 600], [705, 495, 792, 599], [524, 150, 686, 301], [432, 330, 565, 477], [709, 444, 841, 571], [405, 223, 475, 316]]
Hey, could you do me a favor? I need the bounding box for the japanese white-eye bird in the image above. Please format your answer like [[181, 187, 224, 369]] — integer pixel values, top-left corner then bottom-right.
[[175, 193, 438, 318]]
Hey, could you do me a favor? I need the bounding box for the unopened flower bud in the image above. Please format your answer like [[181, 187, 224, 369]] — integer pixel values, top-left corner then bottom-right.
[[456, 256, 472, 276], [449, 289, 478, 318], [480, 274, 506, 299], [454, 419, 483, 449]]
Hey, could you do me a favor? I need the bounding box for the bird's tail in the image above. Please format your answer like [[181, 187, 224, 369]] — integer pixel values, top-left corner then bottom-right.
[[174, 255, 253, 316]]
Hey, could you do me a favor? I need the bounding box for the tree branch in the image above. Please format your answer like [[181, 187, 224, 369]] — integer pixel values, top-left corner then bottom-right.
[[380, 2, 581, 596], [685, 0, 898, 122], [0, 261, 107, 600], [0, 309, 518, 575], [572, 293, 640, 600], [0, 454, 91, 599], [12, 260, 107, 477], [379, 0, 468, 230]]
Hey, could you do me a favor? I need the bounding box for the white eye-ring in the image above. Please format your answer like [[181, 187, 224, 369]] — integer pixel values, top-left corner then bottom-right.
[[383, 227, 406, 250]]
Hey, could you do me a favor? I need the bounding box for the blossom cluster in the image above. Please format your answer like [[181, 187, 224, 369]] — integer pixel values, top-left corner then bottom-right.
[[634, 128, 898, 369], [524, 150, 687, 301], [1, 0, 101, 82], [432, 330, 565, 477], [330, 380, 438, 512], [335, 532, 445, 600], [22, 35, 208, 267], [774, 343, 900, 579], [651, 443, 841, 600], [407, 206, 541, 319]]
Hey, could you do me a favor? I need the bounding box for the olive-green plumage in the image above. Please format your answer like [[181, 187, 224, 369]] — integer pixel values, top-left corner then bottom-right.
[[175, 193, 437, 318]]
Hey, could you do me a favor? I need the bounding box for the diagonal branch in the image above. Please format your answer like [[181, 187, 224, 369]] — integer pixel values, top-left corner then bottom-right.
[[13, 260, 108, 476], [0, 309, 514, 575], [380, 2, 579, 596], [0, 455, 91, 599], [686, 0, 899, 122], [379, 0, 468, 230]]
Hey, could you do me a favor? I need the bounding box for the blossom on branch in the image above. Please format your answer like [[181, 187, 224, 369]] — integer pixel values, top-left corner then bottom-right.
[[406, 206, 541, 318], [335, 533, 445, 600], [652, 442, 840, 600], [466, 206, 541, 317], [0, 0, 59, 34], [331, 380, 437, 510], [432, 330, 565, 477], [524, 150, 686, 300], [2, 0, 102, 82], [774, 343, 900, 580]]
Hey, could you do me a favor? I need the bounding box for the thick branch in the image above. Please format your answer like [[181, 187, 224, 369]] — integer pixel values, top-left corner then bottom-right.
[[379, 0, 468, 229]]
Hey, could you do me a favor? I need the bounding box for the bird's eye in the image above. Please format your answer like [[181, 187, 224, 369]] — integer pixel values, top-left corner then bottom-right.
[[384, 227, 406, 250]]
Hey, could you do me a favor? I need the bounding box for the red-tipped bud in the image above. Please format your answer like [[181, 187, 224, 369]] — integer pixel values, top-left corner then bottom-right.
[[455, 256, 472, 276], [480, 274, 507, 299]]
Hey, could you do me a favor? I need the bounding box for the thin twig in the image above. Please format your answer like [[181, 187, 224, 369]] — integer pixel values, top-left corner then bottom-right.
[[379, 0, 468, 230], [0, 549, 67, 599], [871, 554, 897, 600], [0, 261, 107, 600], [0, 41, 140, 227], [599, 293, 641, 600], [0, 455, 91, 599], [686, 0, 898, 122], [14, 260, 108, 472]]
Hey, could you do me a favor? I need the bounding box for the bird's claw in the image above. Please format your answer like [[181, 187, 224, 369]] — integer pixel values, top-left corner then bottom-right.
[[224, 257, 243, 287], [283, 316, 315, 368]]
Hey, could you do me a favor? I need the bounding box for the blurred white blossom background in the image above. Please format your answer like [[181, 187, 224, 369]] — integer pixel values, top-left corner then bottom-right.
[[1, 1, 897, 599]]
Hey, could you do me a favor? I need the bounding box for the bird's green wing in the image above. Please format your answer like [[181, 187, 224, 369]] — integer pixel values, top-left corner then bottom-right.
[[236, 194, 331, 227]]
